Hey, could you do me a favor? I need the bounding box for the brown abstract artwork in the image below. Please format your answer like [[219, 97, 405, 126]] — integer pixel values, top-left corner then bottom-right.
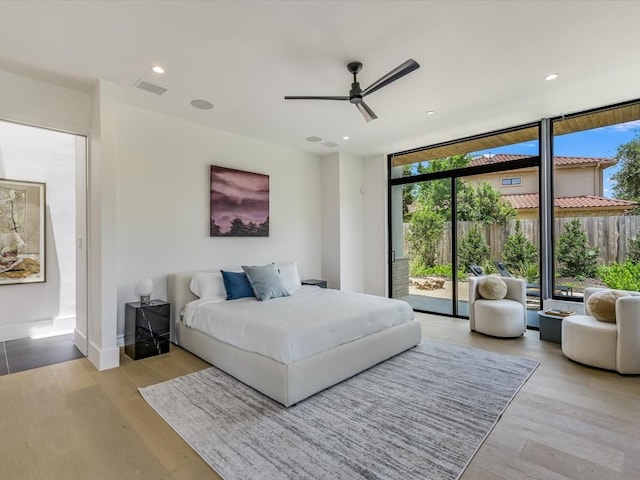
[[0, 178, 46, 285], [210, 166, 269, 237]]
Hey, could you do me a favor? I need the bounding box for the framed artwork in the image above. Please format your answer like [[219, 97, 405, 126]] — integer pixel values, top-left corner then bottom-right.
[[0, 178, 46, 285], [210, 165, 269, 237]]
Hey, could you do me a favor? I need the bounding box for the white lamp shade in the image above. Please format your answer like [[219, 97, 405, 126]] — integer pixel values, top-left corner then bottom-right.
[[136, 278, 153, 297]]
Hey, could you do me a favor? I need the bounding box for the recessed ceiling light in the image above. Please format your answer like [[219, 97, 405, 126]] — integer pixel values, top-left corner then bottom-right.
[[544, 73, 558, 81], [152, 65, 165, 74], [305, 136, 322, 142], [342, 136, 350, 140], [426, 110, 435, 115], [190, 99, 214, 110]]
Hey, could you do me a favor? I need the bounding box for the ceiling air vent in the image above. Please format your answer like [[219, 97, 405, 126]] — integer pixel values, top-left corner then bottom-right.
[[322, 141, 339, 148], [134, 79, 167, 96]]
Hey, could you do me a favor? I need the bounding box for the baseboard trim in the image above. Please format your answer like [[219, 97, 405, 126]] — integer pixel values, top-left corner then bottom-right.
[[0, 315, 76, 342], [74, 328, 88, 355], [88, 341, 120, 371]]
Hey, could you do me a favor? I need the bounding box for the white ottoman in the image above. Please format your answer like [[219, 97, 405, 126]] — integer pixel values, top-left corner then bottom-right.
[[562, 315, 617, 370], [473, 299, 526, 337]]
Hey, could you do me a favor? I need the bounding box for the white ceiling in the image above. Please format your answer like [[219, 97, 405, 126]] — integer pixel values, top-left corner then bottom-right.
[[0, 1, 639, 157]]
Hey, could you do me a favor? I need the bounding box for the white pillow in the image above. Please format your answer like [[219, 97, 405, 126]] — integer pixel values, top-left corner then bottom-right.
[[276, 261, 302, 293], [477, 275, 508, 300], [189, 272, 226, 300]]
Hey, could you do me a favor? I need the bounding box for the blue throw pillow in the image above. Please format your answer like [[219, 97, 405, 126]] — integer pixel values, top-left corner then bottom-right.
[[242, 263, 290, 301], [221, 271, 255, 300]]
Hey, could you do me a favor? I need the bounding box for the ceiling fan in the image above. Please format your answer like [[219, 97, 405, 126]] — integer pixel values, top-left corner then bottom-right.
[[284, 59, 420, 122]]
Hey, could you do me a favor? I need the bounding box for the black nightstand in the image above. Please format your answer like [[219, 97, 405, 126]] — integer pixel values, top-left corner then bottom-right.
[[125, 300, 171, 360], [302, 279, 327, 289]]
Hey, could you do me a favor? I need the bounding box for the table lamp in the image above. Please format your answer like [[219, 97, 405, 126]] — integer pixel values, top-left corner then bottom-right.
[[136, 278, 153, 304]]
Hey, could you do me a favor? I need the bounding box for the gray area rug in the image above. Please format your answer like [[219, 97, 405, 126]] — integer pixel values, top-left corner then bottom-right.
[[140, 339, 538, 480]]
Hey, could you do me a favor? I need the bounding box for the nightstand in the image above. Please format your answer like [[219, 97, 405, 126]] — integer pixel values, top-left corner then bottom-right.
[[124, 300, 171, 360], [302, 279, 327, 289]]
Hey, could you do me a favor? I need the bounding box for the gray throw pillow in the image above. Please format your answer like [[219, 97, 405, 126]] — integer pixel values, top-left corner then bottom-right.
[[242, 263, 290, 301]]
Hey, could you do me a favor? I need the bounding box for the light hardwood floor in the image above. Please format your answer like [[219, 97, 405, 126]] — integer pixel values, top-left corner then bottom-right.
[[0, 313, 638, 480]]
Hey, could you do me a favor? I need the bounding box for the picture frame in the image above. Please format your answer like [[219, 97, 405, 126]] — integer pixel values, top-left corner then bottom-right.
[[210, 165, 269, 237], [0, 178, 46, 285]]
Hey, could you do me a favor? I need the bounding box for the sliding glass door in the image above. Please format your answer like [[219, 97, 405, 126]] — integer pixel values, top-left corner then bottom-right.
[[390, 180, 453, 315]]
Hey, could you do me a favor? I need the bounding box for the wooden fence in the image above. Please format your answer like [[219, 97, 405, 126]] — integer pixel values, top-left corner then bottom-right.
[[404, 215, 640, 266]]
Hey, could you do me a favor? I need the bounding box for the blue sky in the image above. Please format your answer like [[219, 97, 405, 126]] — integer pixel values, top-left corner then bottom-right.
[[472, 120, 640, 197]]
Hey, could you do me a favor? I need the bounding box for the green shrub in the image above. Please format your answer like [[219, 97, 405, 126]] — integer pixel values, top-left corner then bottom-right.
[[427, 263, 452, 278], [522, 262, 540, 284], [409, 261, 446, 278], [409, 260, 429, 278], [503, 220, 538, 273], [409, 261, 470, 280], [407, 206, 444, 270], [557, 218, 599, 278], [597, 261, 640, 291], [481, 260, 497, 275], [628, 235, 640, 264], [458, 225, 490, 273]]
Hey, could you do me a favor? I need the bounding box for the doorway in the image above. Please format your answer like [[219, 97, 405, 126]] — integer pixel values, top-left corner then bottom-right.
[[0, 119, 87, 372]]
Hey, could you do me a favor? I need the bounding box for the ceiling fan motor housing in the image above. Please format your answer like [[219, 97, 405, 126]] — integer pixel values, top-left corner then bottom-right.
[[348, 62, 364, 103], [347, 62, 363, 75], [349, 82, 363, 104]]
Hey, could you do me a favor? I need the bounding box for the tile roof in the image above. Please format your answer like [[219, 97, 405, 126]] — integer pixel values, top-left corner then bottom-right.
[[503, 193, 638, 210], [470, 153, 616, 167]]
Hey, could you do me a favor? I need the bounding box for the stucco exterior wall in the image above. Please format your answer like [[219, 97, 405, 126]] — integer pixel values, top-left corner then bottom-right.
[[467, 164, 603, 198], [554, 167, 599, 197]]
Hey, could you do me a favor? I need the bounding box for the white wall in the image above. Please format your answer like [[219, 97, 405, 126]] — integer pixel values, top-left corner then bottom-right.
[[320, 152, 366, 293], [115, 104, 322, 340], [87, 80, 119, 369], [321, 154, 341, 289], [362, 154, 388, 296], [0, 69, 91, 135], [338, 153, 364, 292]]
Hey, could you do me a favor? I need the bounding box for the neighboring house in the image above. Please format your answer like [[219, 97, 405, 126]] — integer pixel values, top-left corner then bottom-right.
[[466, 154, 637, 218]]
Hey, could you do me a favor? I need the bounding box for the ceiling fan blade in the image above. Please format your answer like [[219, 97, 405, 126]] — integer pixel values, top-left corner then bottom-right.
[[355, 101, 378, 122], [284, 95, 349, 101], [361, 59, 420, 97]]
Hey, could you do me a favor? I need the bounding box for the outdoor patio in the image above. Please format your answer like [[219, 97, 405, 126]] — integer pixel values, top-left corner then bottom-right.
[[399, 279, 542, 328]]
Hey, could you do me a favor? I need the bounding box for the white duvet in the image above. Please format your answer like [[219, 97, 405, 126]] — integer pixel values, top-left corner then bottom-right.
[[182, 286, 414, 364]]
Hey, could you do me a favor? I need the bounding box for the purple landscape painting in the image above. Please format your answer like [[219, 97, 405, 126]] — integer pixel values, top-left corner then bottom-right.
[[210, 165, 269, 237]]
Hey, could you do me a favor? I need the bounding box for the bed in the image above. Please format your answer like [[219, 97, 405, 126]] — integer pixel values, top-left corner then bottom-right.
[[167, 271, 422, 406]]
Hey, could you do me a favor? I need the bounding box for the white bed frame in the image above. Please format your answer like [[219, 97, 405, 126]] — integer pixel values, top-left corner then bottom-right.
[[167, 272, 422, 407]]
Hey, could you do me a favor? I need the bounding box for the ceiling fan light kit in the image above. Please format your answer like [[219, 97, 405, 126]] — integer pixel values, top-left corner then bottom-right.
[[284, 58, 420, 122]]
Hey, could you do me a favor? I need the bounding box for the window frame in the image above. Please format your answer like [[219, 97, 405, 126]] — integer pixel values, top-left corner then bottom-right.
[[500, 176, 522, 187]]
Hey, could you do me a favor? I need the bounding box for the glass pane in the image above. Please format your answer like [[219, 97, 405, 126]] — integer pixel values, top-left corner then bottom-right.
[[456, 174, 540, 326], [552, 105, 640, 299], [392, 182, 453, 315], [390, 124, 539, 178]]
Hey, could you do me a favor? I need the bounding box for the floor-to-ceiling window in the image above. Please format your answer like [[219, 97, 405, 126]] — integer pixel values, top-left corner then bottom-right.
[[551, 101, 640, 300], [390, 98, 640, 322], [389, 124, 540, 324]]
